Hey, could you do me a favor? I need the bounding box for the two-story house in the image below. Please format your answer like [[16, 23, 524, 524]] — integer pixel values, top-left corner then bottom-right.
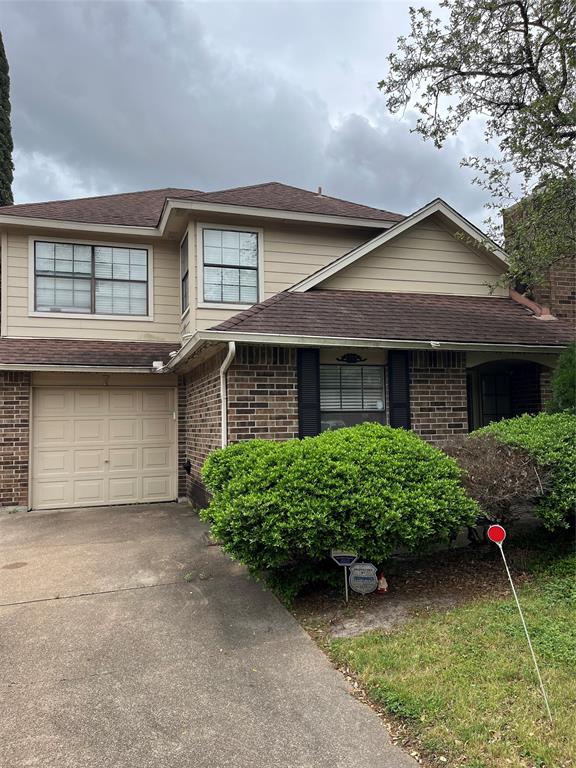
[[0, 182, 573, 511]]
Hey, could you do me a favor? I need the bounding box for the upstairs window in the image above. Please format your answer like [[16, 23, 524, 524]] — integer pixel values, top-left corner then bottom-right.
[[320, 364, 386, 431], [202, 228, 259, 304], [180, 233, 189, 313], [34, 241, 149, 316]]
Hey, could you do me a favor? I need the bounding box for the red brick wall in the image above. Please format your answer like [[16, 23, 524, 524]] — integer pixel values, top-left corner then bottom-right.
[[177, 375, 187, 498], [539, 367, 553, 410], [0, 371, 31, 509], [409, 351, 468, 441], [227, 345, 298, 442], [533, 256, 576, 324], [183, 350, 225, 506]]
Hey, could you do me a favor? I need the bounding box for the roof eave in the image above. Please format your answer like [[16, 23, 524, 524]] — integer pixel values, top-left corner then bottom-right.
[[0, 363, 157, 373], [165, 328, 566, 371], [0, 214, 161, 238], [158, 198, 398, 234]]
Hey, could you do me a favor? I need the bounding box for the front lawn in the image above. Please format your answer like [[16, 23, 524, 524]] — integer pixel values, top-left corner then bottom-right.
[[330, 549, 576, 768]]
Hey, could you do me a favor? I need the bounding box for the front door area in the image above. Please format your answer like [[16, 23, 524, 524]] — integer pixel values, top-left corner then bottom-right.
[[31, 386, 177, 509]]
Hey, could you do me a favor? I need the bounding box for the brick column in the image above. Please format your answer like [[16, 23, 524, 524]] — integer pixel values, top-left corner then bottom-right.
[[0, 371, 31, 510], [227, 345, 298, 442], [409, 351, 468, 442]]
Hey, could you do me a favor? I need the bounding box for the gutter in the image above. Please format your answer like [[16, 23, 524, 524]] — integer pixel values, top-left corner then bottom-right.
[[220, 342, 236, 447], [0, 364, 159, 373], [164, 329, 568, 372]]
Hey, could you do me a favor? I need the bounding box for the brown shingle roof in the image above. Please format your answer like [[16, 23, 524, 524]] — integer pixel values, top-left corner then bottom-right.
[[0, 183, 403, 227], [0, 338, 179, 369], [210, 290, 574, 347]]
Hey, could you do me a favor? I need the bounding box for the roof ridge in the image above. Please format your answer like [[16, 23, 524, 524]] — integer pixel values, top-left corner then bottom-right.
[[202, 181, 282, 196]]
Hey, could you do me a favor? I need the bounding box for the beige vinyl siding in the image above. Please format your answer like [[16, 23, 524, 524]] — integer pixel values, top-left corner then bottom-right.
[[194, 222, 372, 330], [319, 220, 508, 297], [4, 229, 181, 341]]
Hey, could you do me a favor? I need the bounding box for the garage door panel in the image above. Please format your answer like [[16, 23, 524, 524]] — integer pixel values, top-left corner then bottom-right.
[[73, 478, 106, 505], [109, 448, 139, 471], [109, 477, 139, 503], [35, 419, 73, 445], [35, 450, 70, 474], [109, 390, 140, 412], [32, 386, 176, 510], [142, 417, 171, 441], [142, 389, 173, 412], [74, 390, 108, 413], [142, 446, 171, 469], [73, 449, 105, 473], [74, 419, 106, 443], [35, 480, 71, 508], [142, 475, 172, 501], [109, 418, 139, 442]]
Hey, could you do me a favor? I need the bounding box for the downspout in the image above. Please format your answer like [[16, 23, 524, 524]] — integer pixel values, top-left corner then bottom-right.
[[220, 342, 236, 447]]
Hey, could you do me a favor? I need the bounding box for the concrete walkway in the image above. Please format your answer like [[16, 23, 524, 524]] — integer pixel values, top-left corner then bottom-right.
[[0, 503, 416, 768]]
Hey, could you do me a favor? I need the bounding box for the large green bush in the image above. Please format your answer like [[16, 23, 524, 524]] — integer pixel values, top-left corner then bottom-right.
[[548, 343, 576, 413], [476, 412, 576, 529], [201, 423, 477, 599]]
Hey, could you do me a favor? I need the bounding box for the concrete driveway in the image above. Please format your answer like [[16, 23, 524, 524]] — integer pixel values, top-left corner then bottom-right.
[[0, 504, 415, 768]]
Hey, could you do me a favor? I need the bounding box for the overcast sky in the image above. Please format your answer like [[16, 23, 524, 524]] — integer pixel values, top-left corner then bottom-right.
[[2, 1, 492, 221]]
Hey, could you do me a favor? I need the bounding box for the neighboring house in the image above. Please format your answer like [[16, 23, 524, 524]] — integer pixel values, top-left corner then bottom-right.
[[0, 182, 573, 511]]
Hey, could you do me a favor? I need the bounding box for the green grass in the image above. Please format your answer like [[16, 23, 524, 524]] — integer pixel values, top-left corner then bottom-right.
[[330, 550, 576, 768]]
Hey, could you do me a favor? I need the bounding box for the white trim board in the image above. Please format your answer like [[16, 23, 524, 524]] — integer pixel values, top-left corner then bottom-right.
[[288, 199, 509, 293]]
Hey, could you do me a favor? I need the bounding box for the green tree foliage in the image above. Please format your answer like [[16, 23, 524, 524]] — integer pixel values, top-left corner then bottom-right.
[[549, 342, 576, 412], [0, 30, 14, 207], [476, 412, 576, 529], [201, 424, 477, 600], [380, 0, 576, 289]]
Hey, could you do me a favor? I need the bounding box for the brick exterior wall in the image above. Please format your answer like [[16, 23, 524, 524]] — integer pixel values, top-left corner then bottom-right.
[[177, 375, 187, 498], [183, 350, 225, 506], [0, 371, 31, 509], [539, 367, 553, 410], [532, 255, 576, 324], [409, 351, 468, 442], [227, 345, 298, 442]]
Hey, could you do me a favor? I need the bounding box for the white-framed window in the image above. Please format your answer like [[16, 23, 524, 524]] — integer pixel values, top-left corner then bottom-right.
[[180, 232, 189, 314], [33, 239, 150, 317], [320, 364, 386, 431], [198, 225, 262, 306]]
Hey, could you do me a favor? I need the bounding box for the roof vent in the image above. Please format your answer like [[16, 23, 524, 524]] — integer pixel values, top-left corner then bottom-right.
[[317, 186, 323, 196]]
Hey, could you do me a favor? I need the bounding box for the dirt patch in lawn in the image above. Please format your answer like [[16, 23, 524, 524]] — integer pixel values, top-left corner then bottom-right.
[[292, 543, 535, 639]]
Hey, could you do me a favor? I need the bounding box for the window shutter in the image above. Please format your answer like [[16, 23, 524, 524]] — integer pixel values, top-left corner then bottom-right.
[[388, 351, 411, 428], [297, 348, 321, 438]]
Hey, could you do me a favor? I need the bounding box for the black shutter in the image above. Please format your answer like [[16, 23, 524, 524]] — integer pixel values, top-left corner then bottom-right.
[[388, 351, 411, 428], [297, 348, 321, 438]]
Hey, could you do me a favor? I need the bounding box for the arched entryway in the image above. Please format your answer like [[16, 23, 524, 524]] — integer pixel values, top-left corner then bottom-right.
[[467, 359, 550, 429]]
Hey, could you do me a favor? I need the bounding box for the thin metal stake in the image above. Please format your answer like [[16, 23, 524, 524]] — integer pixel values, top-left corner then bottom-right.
[[344, 566, 349, 603], [496, 541, 553, 724]]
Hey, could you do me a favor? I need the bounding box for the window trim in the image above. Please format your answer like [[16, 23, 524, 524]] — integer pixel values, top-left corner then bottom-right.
[[196, 222, 264, 309], [28, 236, 154, 321], [319, 363, 387, 417], [179, 228, 190, 318]]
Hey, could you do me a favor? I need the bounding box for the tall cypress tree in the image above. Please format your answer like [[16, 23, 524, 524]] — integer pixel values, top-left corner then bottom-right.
[[0, 30, 14, 206]]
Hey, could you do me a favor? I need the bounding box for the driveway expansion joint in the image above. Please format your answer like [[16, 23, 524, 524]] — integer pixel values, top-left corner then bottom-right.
[[0, 579, 184, 608]]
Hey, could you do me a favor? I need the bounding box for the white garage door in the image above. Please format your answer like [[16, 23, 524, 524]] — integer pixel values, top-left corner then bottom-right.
[[32, 387, 177, 510]]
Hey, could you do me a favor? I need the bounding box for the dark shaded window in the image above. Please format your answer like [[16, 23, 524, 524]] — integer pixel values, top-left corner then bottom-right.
[[320, 364, 386, 431]]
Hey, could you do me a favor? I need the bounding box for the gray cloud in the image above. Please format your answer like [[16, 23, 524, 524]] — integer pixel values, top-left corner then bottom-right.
[[2, 1, 489, 221]]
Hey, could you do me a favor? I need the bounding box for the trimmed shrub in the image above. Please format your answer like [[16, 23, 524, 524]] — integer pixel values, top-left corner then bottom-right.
[[476, 412, 576, 529], [201, 423, 477, 599], [548, 343, 576, 413], [443, 433, 549, 525]]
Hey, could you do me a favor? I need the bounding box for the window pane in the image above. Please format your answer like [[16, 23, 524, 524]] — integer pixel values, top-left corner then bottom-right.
[[222, 231, 239, 248], [320, 365, 385, 414], [180, 235, 189, 275], [130, 264, 147, 281], [204, 246, 222, 264], [240, 285, 257, 303], [222, 268, 240, 286], [36, 256, 55, 273], [222, 283, 240, 302], [36, 242, 54, 260], [95, 280, 147, 315], [222, 248, 240, 266], [240, 269, 257, 287], [204, 283, 222, 302], [95, 247, 113, 278], [130, 249, 147, 266], [36, 276, 91, 313], [204, 229, 222, 247], [204, 266, 222, 285]]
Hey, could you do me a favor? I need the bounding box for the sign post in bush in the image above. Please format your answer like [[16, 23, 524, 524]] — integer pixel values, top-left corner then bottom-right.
[[331, 550, 358, 603]]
